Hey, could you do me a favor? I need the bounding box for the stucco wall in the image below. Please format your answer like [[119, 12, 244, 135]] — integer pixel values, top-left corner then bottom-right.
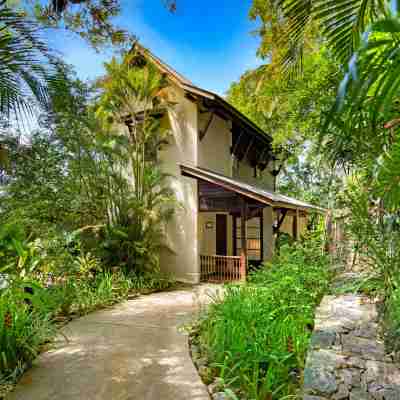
[[198, 114, 233, 176], [156, 87, 280, 280], [158, 86, 200, 283], [235, 161, 275, 191]]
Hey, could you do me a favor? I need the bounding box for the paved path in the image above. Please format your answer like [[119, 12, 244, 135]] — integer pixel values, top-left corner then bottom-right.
[[8, 286, 219, 400]]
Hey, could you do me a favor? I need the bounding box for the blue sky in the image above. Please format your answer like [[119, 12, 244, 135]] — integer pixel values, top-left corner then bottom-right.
[[46, 0, 263, 96]]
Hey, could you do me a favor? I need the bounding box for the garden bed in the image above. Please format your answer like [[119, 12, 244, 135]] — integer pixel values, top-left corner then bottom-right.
[[189, 239, 331, 399]]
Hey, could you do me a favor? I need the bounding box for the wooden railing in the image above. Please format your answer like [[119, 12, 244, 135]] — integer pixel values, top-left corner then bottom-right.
[[200, 254, 246, 283]]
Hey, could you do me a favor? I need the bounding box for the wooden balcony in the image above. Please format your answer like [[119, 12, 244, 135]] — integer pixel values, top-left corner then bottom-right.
[[200, 254, 246, 283]]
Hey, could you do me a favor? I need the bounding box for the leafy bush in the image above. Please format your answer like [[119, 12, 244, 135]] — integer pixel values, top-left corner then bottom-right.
[[0, 224, 41, 278], [197, 236, 330, 399], [128, 269, 176, 292], [0, 283, 55, 377], [384, 287, 400, 353], [70, 272, 131, 316]]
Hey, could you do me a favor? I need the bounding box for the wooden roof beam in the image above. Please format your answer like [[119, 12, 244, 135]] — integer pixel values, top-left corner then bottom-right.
[[199, 113, 215, 141], [243, 138, 255, 162], [231, 130, 244, 157]]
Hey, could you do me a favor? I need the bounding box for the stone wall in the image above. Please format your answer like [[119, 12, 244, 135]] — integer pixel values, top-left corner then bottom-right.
[[303, 294, 400, 400]]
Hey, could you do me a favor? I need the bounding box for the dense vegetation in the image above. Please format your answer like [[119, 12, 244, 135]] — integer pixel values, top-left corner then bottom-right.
[[0, 5, 177, 385], [3, 0, 400, 398], [233, 0, 400, 301], [192, 0, 400, 397], [194, 234, 330, 399]]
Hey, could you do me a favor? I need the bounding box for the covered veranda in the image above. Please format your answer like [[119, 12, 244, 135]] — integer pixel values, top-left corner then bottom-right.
[[180, 164, 325, 283]]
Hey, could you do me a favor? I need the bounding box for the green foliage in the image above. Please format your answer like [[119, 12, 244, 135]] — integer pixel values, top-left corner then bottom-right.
[[384, 286, 400, 353], [376, 140, 400, 211], [0, 224, 41, 278], [31, 0, 129, 49], [0, 282, 55, 376], [0, 131, 79, 231], [320, 4, 400, 130], [227, 47, 342, 207], [94, 54, 176, 272], [12, 0, 176, 50], [251, 0, 386, 72], [127, 269, 176, 292], [1, 55, 175, 273], [228, 49, 338, 147], [339, 181, 400, 297], [0, 5, 58, 122], [197, 236, 330, 399], [331, 275, 384, 296], [61, 272, 128, 316]]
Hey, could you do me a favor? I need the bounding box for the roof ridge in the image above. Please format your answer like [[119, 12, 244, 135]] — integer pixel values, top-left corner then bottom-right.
[[130, 43, 273, 144], [133, 43, 193, 86]]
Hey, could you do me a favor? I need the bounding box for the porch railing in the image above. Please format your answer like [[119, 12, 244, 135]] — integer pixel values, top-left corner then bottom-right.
[[200, 254, 246, 283]]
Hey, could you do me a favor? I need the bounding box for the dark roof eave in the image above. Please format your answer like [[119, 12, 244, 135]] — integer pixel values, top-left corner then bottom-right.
[[181, 83, 273, 146], [180, 164, 326, 214]]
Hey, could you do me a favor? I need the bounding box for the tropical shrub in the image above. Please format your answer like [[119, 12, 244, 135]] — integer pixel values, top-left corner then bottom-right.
[[0, 224, 41, 278], [0, 5, 58, 122], [94, 53, 176, 273], [197, 235, 330, 399], [339, 183, 400, 298], [0, 282, 55, 377], [128, 269, 176, 292], [69, 272, 130, 316], [385, 286, 400, 354]]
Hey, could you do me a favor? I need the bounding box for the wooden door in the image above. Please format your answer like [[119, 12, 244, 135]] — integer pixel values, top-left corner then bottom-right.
[[216, 214, 227, 256]]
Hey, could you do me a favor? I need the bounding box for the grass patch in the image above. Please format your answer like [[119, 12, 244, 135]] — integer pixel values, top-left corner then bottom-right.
[[194, 238, 330, 399], [330, 274, 383, 296]]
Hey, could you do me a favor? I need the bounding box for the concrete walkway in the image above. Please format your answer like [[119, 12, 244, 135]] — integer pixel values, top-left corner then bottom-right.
[[8, 286, 220, 400]]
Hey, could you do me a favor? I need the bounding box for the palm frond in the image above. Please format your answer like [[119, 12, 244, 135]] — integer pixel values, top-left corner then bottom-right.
[[0, 6, 57, 121], [279, 0, 386, 70], [339, 15, 400, 122]]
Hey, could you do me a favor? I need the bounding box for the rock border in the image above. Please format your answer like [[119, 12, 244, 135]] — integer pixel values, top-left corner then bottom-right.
[[303, 294, 400, 400], [189, 332, 231, 400]]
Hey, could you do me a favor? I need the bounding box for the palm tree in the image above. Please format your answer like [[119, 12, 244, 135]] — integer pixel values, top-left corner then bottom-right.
[[94, 53, 176, 272], [0, 3, 56, 121], [278, 0, 400, 206], [278, 0, 386, 67], [276, 1, 400, 119]]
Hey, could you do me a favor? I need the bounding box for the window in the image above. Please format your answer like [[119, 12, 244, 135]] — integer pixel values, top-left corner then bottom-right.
[[235, 217, 262, 260]]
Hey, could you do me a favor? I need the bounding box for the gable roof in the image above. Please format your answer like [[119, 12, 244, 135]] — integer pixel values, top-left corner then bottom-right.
[[180, 164, 325, 213], [133, 43, 194, 86], [132, 44, 272, 146]]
